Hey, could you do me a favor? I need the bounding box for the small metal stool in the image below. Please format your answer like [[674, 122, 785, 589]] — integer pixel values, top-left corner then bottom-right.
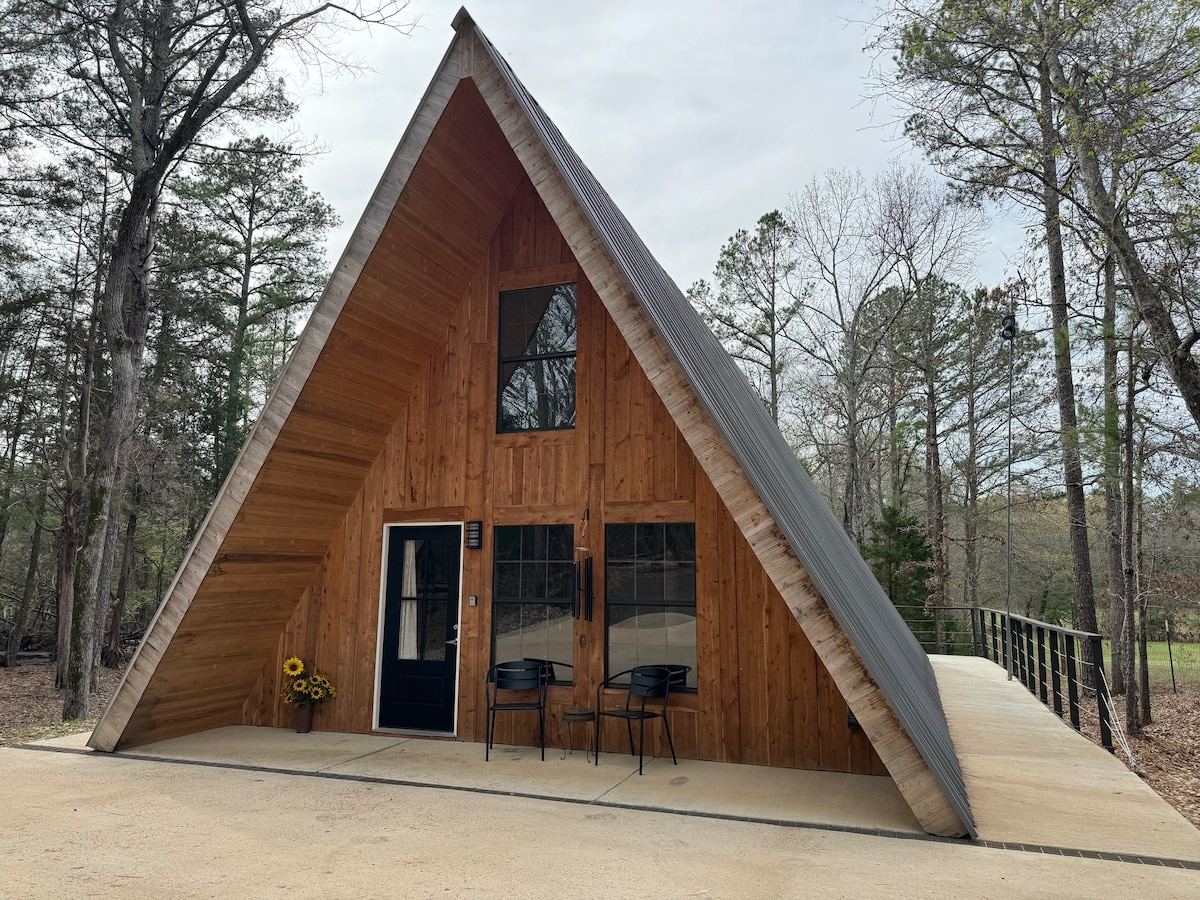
[[559, 706, 596, 761]]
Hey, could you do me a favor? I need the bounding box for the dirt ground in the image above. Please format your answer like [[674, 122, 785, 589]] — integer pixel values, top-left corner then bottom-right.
[[1091, 687, 1200, 830], [2, 662, 1197, 830], [0, 662, 124, 747]]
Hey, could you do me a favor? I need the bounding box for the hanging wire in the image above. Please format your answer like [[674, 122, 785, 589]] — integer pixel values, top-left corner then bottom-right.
[[1098, 668, 1143, 774], [1001, 312, 1017, 681]]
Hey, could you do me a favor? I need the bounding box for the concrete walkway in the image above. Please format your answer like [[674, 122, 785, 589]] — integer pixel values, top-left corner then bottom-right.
[[5, 739, 1199, 899], [4, 656, 1198, 896], [58, 724, 925, 836], [932, 655, 1200, 862]]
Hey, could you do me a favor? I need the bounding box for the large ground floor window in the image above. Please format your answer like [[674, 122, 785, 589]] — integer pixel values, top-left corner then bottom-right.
[[605, 522, 697, 689], [492, 524, 574, 684]]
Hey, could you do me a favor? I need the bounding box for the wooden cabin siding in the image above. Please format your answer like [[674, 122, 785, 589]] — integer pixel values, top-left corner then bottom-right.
[[106, 72, 519, 750], [97, 21, 968, 835], [244, 176, 884, 776]]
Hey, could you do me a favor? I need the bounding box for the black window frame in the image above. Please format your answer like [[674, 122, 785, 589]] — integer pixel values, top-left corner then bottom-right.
[[491, 523, 575, 685], [497, 282, 577, 434], [604, 522, 697, 691]]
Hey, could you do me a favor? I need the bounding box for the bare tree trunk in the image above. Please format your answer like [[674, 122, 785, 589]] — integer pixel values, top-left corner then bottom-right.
[[924, 359, 947, 653], [844, 391, 861, 543], [102, 498, 139, 668], [962, 311, 982, 614], [65, 189, 156, 719], [1137, 586, 1151, 726], [56, 193, 104, 690], [1102, 252, 1126, 695], [5, 489, 46, 667], [54, 499, 80, 688], [1122, 333, 1139, 735], [887, 370, 904, 506], [1039, 60, 1098, 681], [1135, 433, 1151, 726]]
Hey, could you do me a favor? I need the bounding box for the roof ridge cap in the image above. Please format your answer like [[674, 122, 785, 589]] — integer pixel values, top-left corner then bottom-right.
[[451, 6, 474, 33]]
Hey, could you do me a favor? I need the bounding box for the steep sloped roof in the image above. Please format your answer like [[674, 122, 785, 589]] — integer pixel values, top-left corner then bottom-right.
[[92, 8, 973, 838]]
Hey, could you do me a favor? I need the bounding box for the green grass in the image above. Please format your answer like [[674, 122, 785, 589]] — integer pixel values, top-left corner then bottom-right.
[[942, 618, 1200, 687], [1101, 640, 1200, 687]]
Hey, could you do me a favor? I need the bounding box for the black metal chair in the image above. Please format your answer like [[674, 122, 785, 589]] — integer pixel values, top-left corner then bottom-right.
[[595, 665, 685, 774], [485, 659, 546, 761], [521, 657, 573, 684]]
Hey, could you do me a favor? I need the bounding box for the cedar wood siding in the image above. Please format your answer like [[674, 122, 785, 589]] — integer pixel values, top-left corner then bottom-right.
[[243, 170, 885, 776], [90, 16, 971, 837]]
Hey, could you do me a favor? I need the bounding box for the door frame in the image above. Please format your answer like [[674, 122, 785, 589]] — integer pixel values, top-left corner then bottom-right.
[[373, 521, 465, 735]]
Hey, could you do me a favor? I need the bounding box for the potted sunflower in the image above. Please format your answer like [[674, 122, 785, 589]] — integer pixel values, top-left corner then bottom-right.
[[281, 656, 336, 733]]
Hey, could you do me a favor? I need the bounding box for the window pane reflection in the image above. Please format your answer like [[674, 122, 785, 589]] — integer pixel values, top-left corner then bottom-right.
[[605, 523, 697, 689], [606, 605, 697, 688], [498, 283, 577, 434], [499, 358, 576, 431], [492, 524, 574, 684], [492, 602, 574, 676]]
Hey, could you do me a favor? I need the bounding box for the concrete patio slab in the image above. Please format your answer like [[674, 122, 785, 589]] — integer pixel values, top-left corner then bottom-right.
[[53, 725, 919, 834], [24, 654, 1199, 881], [112, 725, 409, 772], [5, 743, 1198, 899], [599, 756, 922, 833], [933, 654, 1200, 862], [324, 734, 644, 802]]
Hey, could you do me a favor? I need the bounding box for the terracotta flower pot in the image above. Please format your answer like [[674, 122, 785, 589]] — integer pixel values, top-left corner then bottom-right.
[[293, 703, 314, 734]]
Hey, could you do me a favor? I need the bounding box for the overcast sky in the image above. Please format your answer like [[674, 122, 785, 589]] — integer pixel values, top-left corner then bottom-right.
[[289, 0, 1025, 292]]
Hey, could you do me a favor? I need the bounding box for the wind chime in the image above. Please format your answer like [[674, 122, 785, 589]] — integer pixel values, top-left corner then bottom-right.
[[575, 508, 594, 621]]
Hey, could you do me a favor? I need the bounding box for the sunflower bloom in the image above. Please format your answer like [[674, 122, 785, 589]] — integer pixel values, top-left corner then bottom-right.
[[283, 657, 304, 677]]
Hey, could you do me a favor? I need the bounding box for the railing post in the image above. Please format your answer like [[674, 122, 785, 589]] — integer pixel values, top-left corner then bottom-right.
[[1022, 624, 1032, 686], [1091, 635, 1113, 751], [1017, 619, 1027, 681], [966, 608, 1112, 753], [1036, 625, 1048, 703], [1017, 624, 1027, 686], [999, 613, 1008, 671], [1009, 617, 1018, 679], [1065, 636, 1081, 732], [1049, 630, 1063, 717]]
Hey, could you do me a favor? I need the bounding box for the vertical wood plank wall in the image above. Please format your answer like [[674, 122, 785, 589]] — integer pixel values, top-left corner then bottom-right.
[[244, 178, 884, 776]]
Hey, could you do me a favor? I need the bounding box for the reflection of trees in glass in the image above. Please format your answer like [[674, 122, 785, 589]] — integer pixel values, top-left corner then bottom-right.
[[605, 523, 697, 687], [491, 524, 574, 682], [498, 284, 577, 431], [410, 539, 452, 663]]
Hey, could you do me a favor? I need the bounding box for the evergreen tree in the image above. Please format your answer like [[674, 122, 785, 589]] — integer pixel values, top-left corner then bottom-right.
[[864, 505, 934, 638]]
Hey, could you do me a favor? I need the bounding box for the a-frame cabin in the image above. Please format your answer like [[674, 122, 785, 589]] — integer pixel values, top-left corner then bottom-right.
[[91, 10, 975, 838]]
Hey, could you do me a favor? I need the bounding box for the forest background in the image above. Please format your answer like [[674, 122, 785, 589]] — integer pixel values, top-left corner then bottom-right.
[[0, 0, 1198, 744]]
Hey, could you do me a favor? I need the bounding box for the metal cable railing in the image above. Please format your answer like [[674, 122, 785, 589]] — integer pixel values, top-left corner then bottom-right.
[[972, 607, 1113, 751], [894, 605, 1115, 752]]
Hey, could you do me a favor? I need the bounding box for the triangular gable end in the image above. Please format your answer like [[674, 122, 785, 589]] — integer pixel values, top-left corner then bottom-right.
[[91, 8, 974, 839], [88, 27, 493, 752]]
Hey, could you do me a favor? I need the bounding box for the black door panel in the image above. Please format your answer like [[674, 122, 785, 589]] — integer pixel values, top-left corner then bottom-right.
[[379, 525, 461, 732]]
